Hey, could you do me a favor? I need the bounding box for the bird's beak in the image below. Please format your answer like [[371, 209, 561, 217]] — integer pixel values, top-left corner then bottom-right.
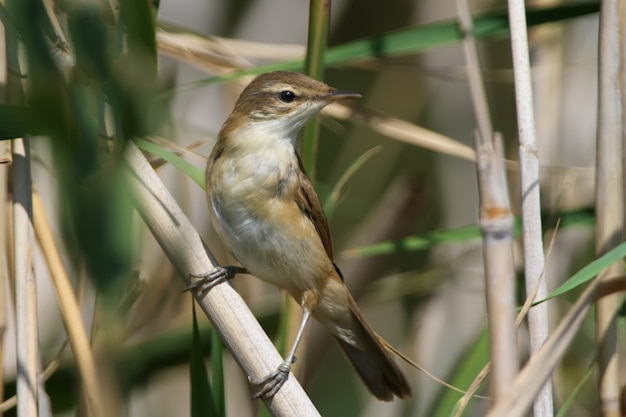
[[319, 90, 361, 101]]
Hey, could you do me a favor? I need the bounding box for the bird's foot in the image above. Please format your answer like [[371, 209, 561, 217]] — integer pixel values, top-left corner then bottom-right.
[[250, 358, 296, 399], [186, 266, 247, 293]]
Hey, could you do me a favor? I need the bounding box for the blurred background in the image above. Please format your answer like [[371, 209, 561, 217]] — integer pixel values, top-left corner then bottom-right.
[[0, 0, 610, 416]]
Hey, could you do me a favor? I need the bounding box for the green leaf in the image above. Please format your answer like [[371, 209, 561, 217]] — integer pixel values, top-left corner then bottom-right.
[[555, 361, 594, 417], [133, 137, 206, 189], [190, 302, 218, 417], [342, 208, 594, 258], [342, 223, 483, 258], [539, 240, 626, 303], [210, 328, 225, 417]]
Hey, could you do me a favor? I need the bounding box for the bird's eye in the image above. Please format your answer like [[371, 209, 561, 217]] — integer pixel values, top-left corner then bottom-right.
[[279, 90, 296, 103]]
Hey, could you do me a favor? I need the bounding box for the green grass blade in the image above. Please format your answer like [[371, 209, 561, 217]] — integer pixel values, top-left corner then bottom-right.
[[323, 145, 383, 220], [210, 328, 225, 417], [326, 3, 598, 65], [342, 223, 484, 258], [133, 137, 206, 189], [538, 240, 626, 303], [555, 361, 594, 417], [190, 303, 218, 417], [342, 208, 594, 258]]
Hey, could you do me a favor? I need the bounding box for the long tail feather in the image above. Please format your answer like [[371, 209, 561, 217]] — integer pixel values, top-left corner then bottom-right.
[[334, 294, 412, 401]]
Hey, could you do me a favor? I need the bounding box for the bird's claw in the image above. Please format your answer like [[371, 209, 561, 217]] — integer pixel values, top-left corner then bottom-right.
[[249, 359, 295, 399], [186, 266, 247, 293]]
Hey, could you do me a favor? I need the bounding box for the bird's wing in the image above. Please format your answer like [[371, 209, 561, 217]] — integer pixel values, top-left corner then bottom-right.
[[294, 157, 342, 278]]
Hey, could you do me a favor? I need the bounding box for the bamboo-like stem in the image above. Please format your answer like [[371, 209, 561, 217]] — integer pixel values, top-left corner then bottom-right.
[[12, 137, 38, 417], [31, 190, 104, 417], [595, 1, 623, 416], [455, 3, 518, 400], [474, 132, 518, 401], [124, 142, 320, 417], [6, 4, 38, 413], [507, 0, 553, 415]]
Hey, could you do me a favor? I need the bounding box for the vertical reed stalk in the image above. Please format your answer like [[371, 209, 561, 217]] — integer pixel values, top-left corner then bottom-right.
[[474, 132, 519, 401], [300, 0, 331, 179], [12, 137, 38, 417], [595, 1, 623, 416], [507, 0, 553, 414]]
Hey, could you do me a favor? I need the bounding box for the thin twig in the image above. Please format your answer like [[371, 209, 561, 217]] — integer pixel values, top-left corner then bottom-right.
[[125, 141, 320, 417], [455, 0, 493, 143], [324, 103, 476, 162], [507, 0, 553, 414]]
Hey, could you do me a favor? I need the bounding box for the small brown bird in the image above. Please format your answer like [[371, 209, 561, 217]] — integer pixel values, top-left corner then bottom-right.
[[202, 71, 411, 401]]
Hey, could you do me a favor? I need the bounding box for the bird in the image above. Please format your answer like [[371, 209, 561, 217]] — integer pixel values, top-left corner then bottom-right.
[[200, 70, 411, 401]]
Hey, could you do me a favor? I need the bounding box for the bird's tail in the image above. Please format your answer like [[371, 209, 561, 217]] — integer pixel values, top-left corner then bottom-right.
[[333, 293, 412, 401]]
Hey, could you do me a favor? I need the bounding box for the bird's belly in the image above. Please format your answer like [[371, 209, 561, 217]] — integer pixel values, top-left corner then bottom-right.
[[210, 189, 330, 294]]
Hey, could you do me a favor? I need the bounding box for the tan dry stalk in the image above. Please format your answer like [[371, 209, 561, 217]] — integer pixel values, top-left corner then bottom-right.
[[324, 103, 476, 162], [595, 1, 624, 416], [31, 190, 104, 417], [474, 132, 519, 400]]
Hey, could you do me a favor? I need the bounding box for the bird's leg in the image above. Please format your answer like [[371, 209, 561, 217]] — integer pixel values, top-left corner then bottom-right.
[[186, 266, 248, 293], [250, 307, 312, 399]]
